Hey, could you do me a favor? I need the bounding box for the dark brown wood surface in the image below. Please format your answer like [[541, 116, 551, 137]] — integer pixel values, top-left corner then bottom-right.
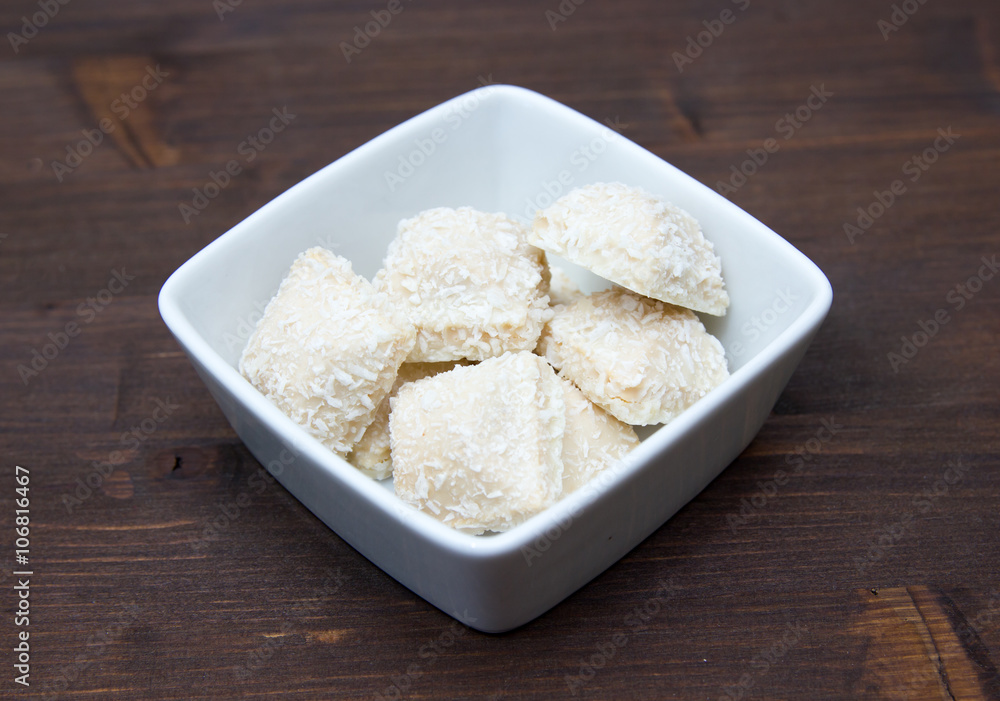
[[2, 0, 999, 699]]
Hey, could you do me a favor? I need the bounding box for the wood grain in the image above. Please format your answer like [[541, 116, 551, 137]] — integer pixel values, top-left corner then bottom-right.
[[1, 0, 998, 699]]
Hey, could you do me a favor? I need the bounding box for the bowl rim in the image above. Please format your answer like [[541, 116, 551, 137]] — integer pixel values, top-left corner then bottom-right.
[[159, 83, 833, 561]]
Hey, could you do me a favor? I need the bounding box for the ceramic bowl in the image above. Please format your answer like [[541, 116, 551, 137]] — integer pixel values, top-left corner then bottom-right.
[[159, 85, 832, 633]]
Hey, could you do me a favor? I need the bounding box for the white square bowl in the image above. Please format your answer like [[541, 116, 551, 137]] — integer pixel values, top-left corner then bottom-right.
[[159, 85, 832, 633]]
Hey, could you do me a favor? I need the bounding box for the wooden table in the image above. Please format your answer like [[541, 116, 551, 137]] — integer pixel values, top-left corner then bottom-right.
[[2, 0, 998, 698]]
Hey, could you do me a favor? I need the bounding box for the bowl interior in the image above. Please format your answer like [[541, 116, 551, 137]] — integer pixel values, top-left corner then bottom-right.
[[162, 84, 830, 542]]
